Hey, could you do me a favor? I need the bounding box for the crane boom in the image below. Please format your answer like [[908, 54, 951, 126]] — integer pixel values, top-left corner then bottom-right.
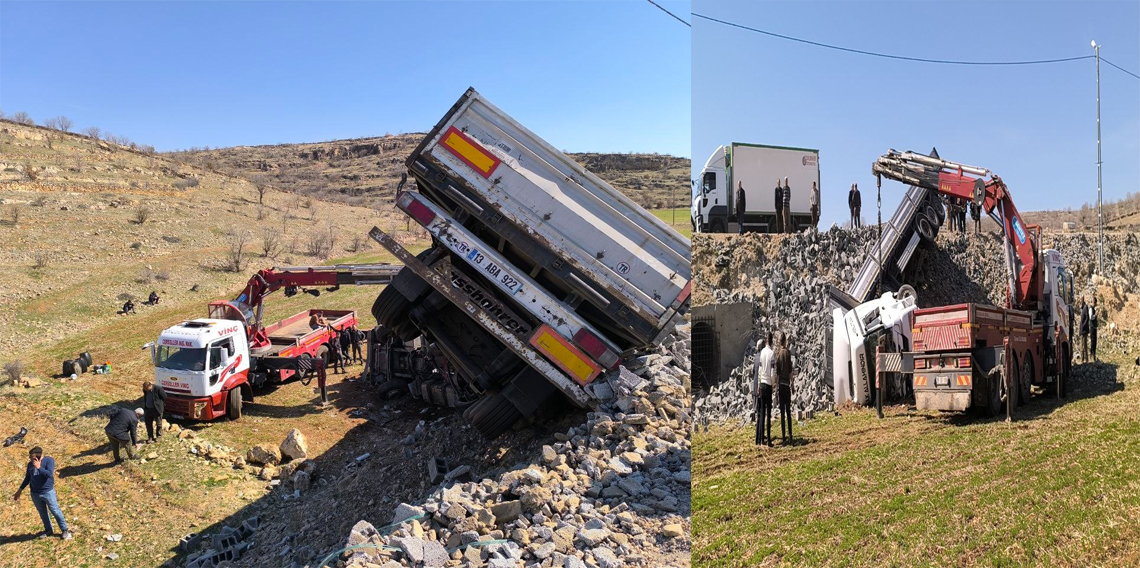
[[873, 150, 1041, 311], [214, 263, 402, 350]]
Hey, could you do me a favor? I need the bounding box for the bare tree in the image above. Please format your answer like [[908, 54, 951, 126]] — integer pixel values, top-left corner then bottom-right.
[[261, 227, 282, 258], [281, 206, 293, 234], [82, 126, 101, 139], [9, 205, 22, 225], [135, 206, 151, 224], [227, 229, 250, 272], [253, 174, 269, 205], [33, 253, 48, 269], [3, 361, 23, 386], [11, 111, 33, 125], [45, 116, 72, 132]]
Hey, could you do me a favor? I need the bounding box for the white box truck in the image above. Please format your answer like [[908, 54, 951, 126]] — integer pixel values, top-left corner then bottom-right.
[[691, 143, 819, 233]]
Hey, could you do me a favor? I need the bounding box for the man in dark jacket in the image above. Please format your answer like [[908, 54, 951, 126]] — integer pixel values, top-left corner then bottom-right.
[[735, 181, 747, 235], [775, 332, 794, 444], [350, 326, 364, 364], [1079, 299, 1089, 362], [1090, 296, 1099, 363], [774, 179, 784, 233], [142, 381, 166, 443], [970, 199, 981, 234], [328, 327, 345, 374], [13, 446, 72, 540], [105, 407, 141, 463], [782, 177, 792, 233], [339, 327, 354, 365], [849, 184, 862, 228]]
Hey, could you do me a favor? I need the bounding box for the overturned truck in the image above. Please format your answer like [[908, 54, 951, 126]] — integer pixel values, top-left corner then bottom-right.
[[368, 88, 692, 438]]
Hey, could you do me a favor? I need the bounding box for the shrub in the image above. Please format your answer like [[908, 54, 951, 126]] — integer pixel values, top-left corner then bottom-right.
[[130, 242, 142, 250], [227, 229, 249, 272], [135, 206, 151, 224], [23, 162, 38, 181], [33, 253, 47, 270], [173, 178, 200, 190], [3, 361, 23, 385]]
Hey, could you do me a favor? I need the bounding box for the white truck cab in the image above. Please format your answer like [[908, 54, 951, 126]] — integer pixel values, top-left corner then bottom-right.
[[692, 145, 727, 233], [150, 319, 250, 420], [832, 290, 917, 406]]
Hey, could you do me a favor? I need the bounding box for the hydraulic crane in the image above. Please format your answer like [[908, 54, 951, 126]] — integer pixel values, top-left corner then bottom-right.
[[873, 150, 1040, 311]]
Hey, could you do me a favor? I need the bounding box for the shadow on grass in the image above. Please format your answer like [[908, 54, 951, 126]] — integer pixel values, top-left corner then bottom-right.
[[0, 533, 43, 545], [913, 360, 1122, 427], [58, 459, 118, 478]]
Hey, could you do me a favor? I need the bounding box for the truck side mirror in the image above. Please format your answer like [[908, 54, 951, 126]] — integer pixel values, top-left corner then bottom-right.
[[142, 342, 156, 364]]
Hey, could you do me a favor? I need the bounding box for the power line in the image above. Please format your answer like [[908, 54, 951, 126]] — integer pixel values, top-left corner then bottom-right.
[[646, 0, 690, 28], [692, 12, 1100, 67], [1103, 58, 1140, 80]]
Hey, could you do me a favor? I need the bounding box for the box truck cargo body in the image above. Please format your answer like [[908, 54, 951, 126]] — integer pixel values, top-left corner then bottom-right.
[[692, 143, 819, 233]]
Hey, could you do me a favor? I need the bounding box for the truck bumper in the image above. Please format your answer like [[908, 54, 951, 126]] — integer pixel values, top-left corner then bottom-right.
[[165, 392, 226, 421], [915, 389, 971, 412]]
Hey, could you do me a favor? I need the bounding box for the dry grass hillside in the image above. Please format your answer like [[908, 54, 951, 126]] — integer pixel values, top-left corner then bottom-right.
[[168, 136, 692, 211], [0, 119, 419, 362]]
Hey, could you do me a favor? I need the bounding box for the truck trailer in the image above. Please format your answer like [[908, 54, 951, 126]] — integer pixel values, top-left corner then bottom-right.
[[692, 143, 819, 233], [369, 88, 692, 438]]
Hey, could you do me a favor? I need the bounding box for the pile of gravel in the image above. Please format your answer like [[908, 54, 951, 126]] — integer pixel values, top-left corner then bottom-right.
[[693, 228, 879, 425], [335, 325, 692, 568]]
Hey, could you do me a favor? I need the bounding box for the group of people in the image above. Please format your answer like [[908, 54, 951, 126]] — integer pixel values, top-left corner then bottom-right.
[[946, 197, 981, 234], [11, 380, 169, 540], [848, 183, 862, 229], [307, 315, 366, 374], [120, 291, 161, 316], [1079, 296, 1099, 363], [751, 331, 795, 447], [733, 177, 821, 234]]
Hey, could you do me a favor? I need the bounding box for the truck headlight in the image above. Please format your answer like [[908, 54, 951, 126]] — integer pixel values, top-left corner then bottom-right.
[[193, 402, 206, 418]]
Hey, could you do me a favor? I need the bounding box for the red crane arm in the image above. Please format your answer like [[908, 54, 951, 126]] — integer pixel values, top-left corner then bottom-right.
[[210, 264, 401, 349], [873, 150, 1040, 310]]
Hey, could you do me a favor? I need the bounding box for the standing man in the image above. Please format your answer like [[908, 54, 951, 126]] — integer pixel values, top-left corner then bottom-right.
[[1079, 298, 1089, 362], [775, 332, 794, 444], [752, 334, 775, 447], [850, 183, 862, 228], [328, 327, 345, 374], [782, 177, 792, 233], [809, 181, 820, 229], [1090, 296, 1099, 363], [970, 199, 981, 234], [142, 381, 166, 443], [735, 181, 747, 235], [339, 325, 353, 366], [105, 407, 142, 464], [773, 178, 784, 233], [350, 326, 365, 364], [13, 447, 72, 540]]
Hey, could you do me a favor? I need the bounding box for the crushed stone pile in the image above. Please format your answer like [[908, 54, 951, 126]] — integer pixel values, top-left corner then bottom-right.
[[332, 325, 692, 568], [692, 227, 1140, 427]]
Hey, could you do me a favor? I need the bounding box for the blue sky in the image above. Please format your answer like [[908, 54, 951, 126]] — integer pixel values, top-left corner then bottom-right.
[[0, 1, 691, 156], [693, 1, 1139, 224]]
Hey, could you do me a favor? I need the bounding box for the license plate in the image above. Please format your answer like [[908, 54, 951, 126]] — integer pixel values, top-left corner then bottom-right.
[[935, 376, 950, 387], [466, 249, 523, 293]]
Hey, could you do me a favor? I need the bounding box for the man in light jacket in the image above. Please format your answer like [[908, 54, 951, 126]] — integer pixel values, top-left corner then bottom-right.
[[752, 333, 776, 447]]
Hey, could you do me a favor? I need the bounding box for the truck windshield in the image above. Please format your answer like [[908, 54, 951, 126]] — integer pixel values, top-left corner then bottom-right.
[[156, 346, 207, 371]]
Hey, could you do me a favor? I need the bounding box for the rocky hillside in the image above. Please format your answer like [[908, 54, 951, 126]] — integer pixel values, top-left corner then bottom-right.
[[167, 136, 691, 211], [0, 119, 416, 361]]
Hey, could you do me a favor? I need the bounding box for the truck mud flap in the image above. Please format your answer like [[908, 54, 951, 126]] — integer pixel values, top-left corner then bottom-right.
[[369, 226, 592, 408]]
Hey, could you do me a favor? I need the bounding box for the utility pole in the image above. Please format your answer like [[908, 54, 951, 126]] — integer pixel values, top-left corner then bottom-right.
[[1093, 40, 1103, 275], [876, 174, 883, 420]]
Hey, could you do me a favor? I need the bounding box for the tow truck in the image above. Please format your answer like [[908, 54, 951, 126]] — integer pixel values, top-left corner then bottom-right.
[[871, 150, 1074, 416], [147, 264, 399, 421]]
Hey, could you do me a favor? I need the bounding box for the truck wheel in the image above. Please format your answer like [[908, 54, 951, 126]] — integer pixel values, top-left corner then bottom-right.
[[710, 219, 725, 233], [372, 250, 433, 341], [1007, 353, 1019, 412], [376, 379, 408, 400], [983, 368, 1002, 417], [62, 359, 77, 377], [466, 391, 523, 440], [79, 352, 93, 367], [226, 388, 242, 420], [916, 214, 936, 244], [1019, 351, 1033, 405], [897, 284, 917, 303], [1061, 344, 1071, 398]]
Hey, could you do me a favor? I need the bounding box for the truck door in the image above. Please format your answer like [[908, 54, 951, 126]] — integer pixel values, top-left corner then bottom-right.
[[206, 337, 236, 389]]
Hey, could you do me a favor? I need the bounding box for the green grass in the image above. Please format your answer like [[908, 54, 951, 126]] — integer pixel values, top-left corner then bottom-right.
[[693, 347, 1140, 567], [652, 208, 692, 239]]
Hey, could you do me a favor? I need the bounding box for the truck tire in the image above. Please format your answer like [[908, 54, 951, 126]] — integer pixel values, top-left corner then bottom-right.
[[77, 357, 89, 374], [897, 284, 917, 302], [372, 250, 433, 341], [710, 219, 725, 233], [1019, 350, 1033, 405], [982, 367, 1002, 417], [1007, 353, 1019, 412], [62, 359, 77, 377], [226, 388, 242, 420], [466, 391, 523, 440], [79, 352, 93, 368], [916, 213, 936, 244], [1061, 344, 1071, 398], [376, 379, 408, 400]]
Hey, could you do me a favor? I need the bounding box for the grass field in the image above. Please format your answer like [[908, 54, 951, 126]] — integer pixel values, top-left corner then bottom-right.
[[654, 207, 692, 239], [693, 343, 1140, 567]]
